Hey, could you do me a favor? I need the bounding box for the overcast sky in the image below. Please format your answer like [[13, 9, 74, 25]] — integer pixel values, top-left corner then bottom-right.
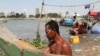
[[0, 0, 100, 15]]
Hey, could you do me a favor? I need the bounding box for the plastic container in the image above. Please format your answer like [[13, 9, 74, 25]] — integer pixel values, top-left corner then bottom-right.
[[69, 35, 80, 44]]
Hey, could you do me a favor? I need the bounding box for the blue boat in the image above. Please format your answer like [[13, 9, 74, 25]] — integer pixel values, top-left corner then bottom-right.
[[59, 18, 74, 26]]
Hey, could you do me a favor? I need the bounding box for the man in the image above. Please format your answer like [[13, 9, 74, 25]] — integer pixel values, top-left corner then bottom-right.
[[45, 20, 72, 56]]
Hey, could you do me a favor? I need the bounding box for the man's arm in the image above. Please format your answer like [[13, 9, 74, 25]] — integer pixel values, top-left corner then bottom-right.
[[44, 47, 50, 53]]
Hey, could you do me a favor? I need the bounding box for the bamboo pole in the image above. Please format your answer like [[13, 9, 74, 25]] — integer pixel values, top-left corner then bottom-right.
[[87, 4, 95, 32], [36, 0, 44, 41]]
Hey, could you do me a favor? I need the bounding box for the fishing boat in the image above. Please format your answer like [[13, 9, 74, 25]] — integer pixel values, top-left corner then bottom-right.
[[59, 18, 74, 26]]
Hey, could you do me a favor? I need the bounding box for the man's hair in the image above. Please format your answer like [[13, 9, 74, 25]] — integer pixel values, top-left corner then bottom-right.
[[45, 20, 60, 35]]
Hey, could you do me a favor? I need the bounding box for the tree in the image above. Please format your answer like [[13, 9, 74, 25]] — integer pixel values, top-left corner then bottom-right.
[[35, 14, 45, 18], [16, 13, 20, 18], [35, 14, 40, 18], [29, 15, 34, 17], [47, 13, 61, 18]]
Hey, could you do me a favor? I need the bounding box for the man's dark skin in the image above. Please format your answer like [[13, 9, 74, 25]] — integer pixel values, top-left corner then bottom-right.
[[45, 20, 72, 56]]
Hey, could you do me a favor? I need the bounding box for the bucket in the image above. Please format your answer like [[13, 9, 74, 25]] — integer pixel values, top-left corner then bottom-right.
[[69, 35, 80, 44]]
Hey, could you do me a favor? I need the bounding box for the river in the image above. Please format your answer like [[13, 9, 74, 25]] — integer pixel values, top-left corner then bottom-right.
[[5, 19, 71, 42], [2, 19, 100, 56]]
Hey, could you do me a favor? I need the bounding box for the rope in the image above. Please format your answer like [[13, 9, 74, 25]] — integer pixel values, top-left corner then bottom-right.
[[44, 0, 100, 7]]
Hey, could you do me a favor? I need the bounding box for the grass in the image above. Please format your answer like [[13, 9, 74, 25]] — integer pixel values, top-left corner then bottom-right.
[[31, 39, 47, 49]]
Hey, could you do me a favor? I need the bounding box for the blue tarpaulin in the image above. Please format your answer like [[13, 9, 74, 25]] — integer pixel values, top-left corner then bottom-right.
[[64, 18, 74, 25], [91, 22, 100, 34]]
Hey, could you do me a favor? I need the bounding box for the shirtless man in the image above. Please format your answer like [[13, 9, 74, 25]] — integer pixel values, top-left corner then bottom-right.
[[45, 20, 72, 56]]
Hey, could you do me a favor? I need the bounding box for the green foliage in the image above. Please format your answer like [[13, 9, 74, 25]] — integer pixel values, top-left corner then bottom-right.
[[15, 13, 20, 18], [29, 15, 34, 17], [35, 14, 45, 18], [47, 13, 61, 18], [35, 13, 61, 18], [24, 34, 47, 49], [7, 13, 26, 18], [31, 39, 47, 49], [0, 16, 5, 18], [35, 14, 40, 18]]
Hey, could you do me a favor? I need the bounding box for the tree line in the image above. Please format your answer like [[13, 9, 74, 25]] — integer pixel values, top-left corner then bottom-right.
[[35, 13, 61, 18], [0, 12, 61, 18], [0, 13, 34, 18]]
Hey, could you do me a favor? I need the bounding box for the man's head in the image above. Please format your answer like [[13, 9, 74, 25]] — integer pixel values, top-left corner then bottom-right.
[[45, 20, 60, 40]]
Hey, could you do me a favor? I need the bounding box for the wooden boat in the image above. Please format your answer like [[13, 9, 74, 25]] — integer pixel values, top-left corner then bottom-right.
[[0, 21, 65, 56]]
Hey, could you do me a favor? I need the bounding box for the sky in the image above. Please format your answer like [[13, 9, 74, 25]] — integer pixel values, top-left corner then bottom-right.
[[0, 0, 100, 15]]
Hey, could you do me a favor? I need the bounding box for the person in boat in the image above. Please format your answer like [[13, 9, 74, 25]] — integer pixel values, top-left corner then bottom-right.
[[45, 20, 72, 56], [70, 16, 88, 35]]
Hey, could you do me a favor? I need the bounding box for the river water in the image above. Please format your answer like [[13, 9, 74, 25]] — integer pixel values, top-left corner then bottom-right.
[[5, 19, 100, 42], [5, 19, 71, 41]]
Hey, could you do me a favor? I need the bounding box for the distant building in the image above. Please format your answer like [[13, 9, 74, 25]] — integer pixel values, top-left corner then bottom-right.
[[35, 8, 39, 15], [61, 12, 66, 18], [26, 14, 29, 18], [9, 11, 16, 16]]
